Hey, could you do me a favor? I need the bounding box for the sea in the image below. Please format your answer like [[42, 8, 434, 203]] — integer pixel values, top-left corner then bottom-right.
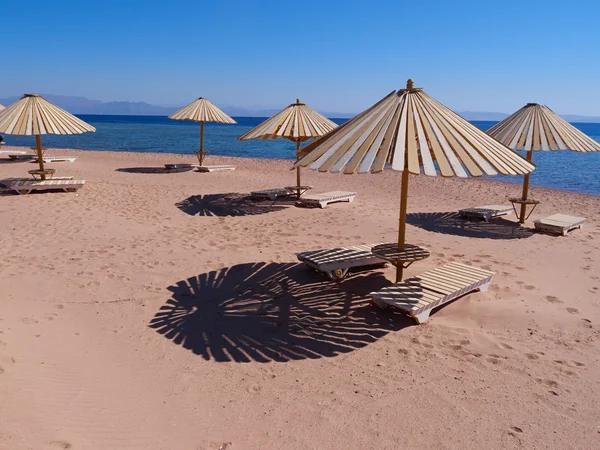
[[3, 115, 600, 196]]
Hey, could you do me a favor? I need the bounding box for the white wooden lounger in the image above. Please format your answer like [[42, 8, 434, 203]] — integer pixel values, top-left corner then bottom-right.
[[459, 205, 513, 222], [35, 156, 77, 163], [371, 262, 494, 324], [8, 179, 85, 195], [534, 214, 585, 236], [296, 191, 356, 208], [1, 150, 27, 155], [251, 188, 293, 201], [297, 244, 387, 281], [1, 176, 73, 187], [197, 165, 236, 172], [8, 154, 35, 160], [164, 163, 200, 170]]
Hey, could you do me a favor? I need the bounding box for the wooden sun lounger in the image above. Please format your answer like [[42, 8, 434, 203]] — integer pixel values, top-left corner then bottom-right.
[[0, 150, 27, 155], [534, 214, 585, 236], [8, 154, 35, 160], [35, 156, 77, 163], [251, 188, 294, 201], [296, 191, 356, 208], [164, 163, 200, 170], [297, 244, 387, 281], [459, 205, 513, 222], [1, 176, 73, 187], [371, 262, 494, 324], [8, 179, 85, 195], [197, 165, 236, 172]]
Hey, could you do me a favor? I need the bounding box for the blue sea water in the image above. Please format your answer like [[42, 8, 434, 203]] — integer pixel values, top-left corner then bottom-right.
[[3, 115, 600, 196]]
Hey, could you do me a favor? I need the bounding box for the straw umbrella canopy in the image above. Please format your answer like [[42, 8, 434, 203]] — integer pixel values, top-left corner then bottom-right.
[[169, 97, 237, 166], [0, 94, 96, 179], [237, 98, 337, 191], [486, 103, 600, 222], [296, 79, 535, 281]]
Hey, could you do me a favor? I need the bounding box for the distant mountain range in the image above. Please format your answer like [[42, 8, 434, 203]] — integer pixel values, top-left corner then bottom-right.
[[1, 94, 600, 123]]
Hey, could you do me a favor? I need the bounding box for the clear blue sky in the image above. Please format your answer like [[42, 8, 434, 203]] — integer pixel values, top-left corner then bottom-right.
[[2, 0, 599, 115]]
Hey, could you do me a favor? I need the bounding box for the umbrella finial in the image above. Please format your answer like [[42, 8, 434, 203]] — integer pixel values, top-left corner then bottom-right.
[[296, 98, 300, 104], [407, 79, 414, 90]]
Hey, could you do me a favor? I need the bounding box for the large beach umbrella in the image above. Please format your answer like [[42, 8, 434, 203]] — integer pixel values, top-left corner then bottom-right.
[[238, 98, 337, 192], [486, 103, 600, 223], [169, 97, 237, 166], [296, 79, 535, 281], [0, 94, 96, 179]]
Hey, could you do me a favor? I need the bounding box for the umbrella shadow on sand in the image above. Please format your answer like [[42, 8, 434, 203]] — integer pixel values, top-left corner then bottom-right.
[[175, 193, 289, 217], [407, 212, 535, 240], [116, 167, 193, 174], [149, 262, 410, 362]]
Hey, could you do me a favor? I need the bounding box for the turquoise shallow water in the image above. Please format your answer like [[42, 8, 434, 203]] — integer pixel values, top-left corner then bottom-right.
[[3, 115, 600, 196]]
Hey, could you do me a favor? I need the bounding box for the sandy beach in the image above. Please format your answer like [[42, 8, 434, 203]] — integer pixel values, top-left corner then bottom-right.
[[1, 146, 599, 449]]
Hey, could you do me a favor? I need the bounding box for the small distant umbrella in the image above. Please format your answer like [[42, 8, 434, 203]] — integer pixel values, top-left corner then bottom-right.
[[169, 97, 237, 166], [238, 98, 337, 192], [487, 103, 600, 223], [0, 94, 96, 179], [296, 79, 535, 281]]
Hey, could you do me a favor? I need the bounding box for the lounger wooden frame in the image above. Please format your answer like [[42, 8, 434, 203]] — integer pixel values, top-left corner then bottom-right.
[[534, 214, 585, 236], [197, 165, 236, 172], [371, 262, 494, 324], [1, 176, 73, 187], [251, 188, 294, 201], [8, 154, 35, 160], [296, 191, 356, 208], [35, 156, 77, 163], [458, 205, 513, 222], [164, 163, 200, 170], [297, 244, 387, 281], [8, 179, 85, 195]]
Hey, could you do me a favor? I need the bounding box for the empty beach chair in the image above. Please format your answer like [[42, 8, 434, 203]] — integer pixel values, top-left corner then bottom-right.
[[8, 179, 85, 195], [0, 150, 27, 155], [297, 244, 387, 281], [251, 188, 294, 201], [1, 176, 73, 187], [296, 191, 356, 208], [459, 205, 513, 222], [197, 165, 236, 172], [164, 163, 200, 170], [35, 156, 77, 163], [534, 214, 585, 236], [371, 262, 494, 324], [8, 154, 35, 161]]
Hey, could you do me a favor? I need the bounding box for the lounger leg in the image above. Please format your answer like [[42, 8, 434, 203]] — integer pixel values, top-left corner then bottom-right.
[[328, 268, 348, 281], [410, 309, 431, 324], [372, 298, 389, 310], [479, 281, 491, 292]]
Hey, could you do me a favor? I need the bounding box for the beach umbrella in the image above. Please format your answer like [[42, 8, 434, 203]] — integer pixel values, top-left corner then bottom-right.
[[238, 98, 337, 193], [0, 94, 96, 179], [486, 103, 600, 223], [169, 97, 237, 166], [296, 79, 535, 281]]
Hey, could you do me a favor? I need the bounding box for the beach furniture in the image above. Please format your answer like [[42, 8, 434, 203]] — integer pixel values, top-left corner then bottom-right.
[[165, 163, 200, 170], [297, 244, 387, 281], [1, 176, 73, 187], [35, 156, 77, 163], [534, 214, 585, 236], [296, 191, 356, 208], [8, 154, 35, 161], [8, 179, 85, 194], [197, 165, 236, 172], [0, 150, 27, 155], [251, 188, 294, 201], [295, 79, 534, 282], [238, 98, 338, 196], [459, 205, 513, 222], [371, 262, 494, 324]]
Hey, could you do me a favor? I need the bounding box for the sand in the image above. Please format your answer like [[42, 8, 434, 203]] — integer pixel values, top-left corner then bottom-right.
[[1, 146, 599, 450]]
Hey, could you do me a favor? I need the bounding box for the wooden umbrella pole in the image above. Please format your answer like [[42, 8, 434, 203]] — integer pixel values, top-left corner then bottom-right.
[[519, 151, 533, 224], [296, 140, 301, 197], [198, 121, 205, 166], [35, 135, 46, 180], [396, 167, 410, 282]]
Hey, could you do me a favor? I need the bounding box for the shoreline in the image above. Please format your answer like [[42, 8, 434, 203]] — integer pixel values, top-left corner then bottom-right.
[[3, 144, 600, 199]]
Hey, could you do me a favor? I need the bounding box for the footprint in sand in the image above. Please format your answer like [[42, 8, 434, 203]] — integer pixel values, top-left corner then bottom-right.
[[536, 378, 558, 388], [523, 284, 537, 291], [566, 307, 578, 314], [546, 295, 562, 304], [525, 353, 539, 360], [49, 441, 72, 449]]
